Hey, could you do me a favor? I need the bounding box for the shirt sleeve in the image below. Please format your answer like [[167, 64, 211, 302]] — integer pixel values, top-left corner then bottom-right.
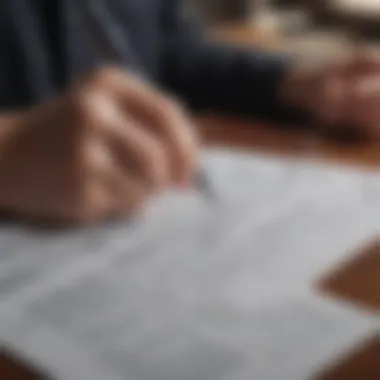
[[158, 0, 306, 124]]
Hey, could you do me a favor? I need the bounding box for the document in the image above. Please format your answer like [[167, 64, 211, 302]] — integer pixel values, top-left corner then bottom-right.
[[1, 148, 380, 380]]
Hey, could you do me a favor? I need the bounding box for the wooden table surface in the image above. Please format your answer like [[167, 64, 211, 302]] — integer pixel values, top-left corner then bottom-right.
[[3, 25, 380, 380]]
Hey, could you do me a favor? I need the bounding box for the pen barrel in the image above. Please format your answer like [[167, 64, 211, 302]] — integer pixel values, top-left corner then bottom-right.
[[74, 0, 146, 75]]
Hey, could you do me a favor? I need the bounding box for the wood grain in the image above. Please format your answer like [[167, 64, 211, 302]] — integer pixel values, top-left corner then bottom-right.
[[314, 337, 380, 380], [319, 241, 380, 312], [199, 114, 380, 169]]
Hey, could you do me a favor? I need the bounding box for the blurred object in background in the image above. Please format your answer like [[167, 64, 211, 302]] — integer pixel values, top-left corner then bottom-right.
[[199, 0, 380, 65], [195, 0, 380, 40], [191, 0, 312, 33], [328, 0, 380, 40], [251, 4, 311, 34], [191, 0, 254, 24]]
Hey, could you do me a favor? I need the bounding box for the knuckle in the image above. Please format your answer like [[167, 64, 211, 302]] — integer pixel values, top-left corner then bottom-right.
[[154, 97, 181, 124], [88, 66, 122, 87], [73, 67, 119, 115], [73, 89, 116, 133], [72, 90, 101, 127], [166, 96, 187, 115], [164, 98, 181, 117], [158, 98, 198, 148]]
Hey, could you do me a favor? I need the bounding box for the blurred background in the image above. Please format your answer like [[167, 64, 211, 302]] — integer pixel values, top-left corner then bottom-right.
[[191, 0, 380, 59]]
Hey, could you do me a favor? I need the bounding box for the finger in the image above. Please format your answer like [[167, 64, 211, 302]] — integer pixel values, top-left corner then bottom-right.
[[77, 177, 143, 222], [92, 108, 170, 190], [84, 138, 149, 217], [98, 68, 167, 113], [350, 85, 380, 138], [342, 74, 380, 129], [110, 73, 198, 186], [352, 49, 380, 72], [91, 69, 198, 186], [352, 75, 380, 98], [94, 171, 148, 219], [319, 63, 380, 126], [111, 118, 170, 190], [81, 94, 170, 189], [84, 180, 116, 221], [335, 50, 380, 88], [313, 73, 346, 126], [127, 96, 198, 187]]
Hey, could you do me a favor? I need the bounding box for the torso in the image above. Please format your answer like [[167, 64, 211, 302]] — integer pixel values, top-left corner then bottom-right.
[[0, 0, 163, 110]]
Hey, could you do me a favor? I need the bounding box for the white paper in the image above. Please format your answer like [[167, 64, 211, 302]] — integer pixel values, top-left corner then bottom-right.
[[1, 148, 380, 380]]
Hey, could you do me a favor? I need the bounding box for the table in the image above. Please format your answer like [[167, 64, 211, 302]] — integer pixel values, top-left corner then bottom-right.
[[201, 114, 380, 168], [2, 26, 380, 380]]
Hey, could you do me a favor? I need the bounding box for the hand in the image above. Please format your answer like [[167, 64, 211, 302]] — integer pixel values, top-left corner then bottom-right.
[[281, 51, 380, 138], [0, 67, 198, 224]]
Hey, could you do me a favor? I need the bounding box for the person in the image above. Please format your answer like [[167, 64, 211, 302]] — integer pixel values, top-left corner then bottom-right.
[[0, 0, 379, 224]]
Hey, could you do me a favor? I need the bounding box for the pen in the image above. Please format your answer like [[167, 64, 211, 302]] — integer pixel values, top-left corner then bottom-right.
[[75, 0, 216, 201]]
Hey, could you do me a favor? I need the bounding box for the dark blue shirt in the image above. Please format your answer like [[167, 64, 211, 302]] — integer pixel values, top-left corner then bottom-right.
[[0, 0, 293, 122], [39, 0, 66, 89]]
